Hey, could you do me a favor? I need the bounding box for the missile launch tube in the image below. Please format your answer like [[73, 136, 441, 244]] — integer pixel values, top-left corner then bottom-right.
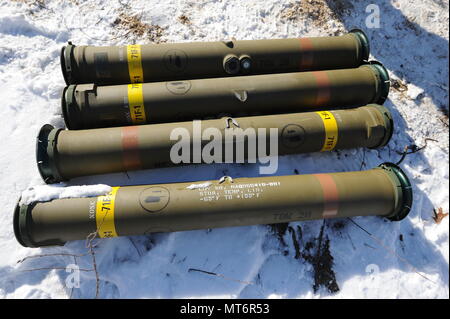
[[14, 163, 412, 248], [61, 30, 370, 85], [37, 105, 393, 183], [62, 63, 390, 129]]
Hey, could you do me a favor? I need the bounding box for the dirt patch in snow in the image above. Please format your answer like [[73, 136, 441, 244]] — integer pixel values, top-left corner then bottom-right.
[[273, 222, 340, 294], [269, 223, 289, 247], [113, 13, 165, 43], [178, 14, 192, 25], [304, 222, 340, 294], [280, 0, 349, 31]]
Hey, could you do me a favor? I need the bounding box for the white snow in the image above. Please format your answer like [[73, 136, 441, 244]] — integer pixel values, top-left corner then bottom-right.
[[19, 184, 112, 205], [0, 0, 448, 299]]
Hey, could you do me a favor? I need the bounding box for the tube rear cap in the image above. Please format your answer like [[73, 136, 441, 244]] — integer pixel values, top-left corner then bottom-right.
[[13, 199, 37, 248], [61, 85, 83, 130], [14, 198, 66, 248], [36, 124, 63, 184], [379, 162, 413, 221], [368, 104, 394, 149], [60, 42, 76, 85], [367, 61, 390, 104], [349, 29, 370, 63]]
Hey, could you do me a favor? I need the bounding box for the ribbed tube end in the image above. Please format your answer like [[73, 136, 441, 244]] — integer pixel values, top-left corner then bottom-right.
[[36, 124, 63, 184], [379, 162, 413, 221], [349, 29, 370, 63]]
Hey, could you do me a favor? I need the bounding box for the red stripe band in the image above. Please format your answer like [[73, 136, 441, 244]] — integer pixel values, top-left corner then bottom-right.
[[122, 126, 142, 170], [299, 38, 314, 69], [312, 71, 331, 105], [313, 174, 339, 218]]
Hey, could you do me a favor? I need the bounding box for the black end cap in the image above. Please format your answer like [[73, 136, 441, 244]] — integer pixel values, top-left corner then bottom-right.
[[367, 60, 390, 104], [379, 162, 413, 221], [349, 29, 370, 63], [36, 124, 63, 184], [13, 199, 38, 248]]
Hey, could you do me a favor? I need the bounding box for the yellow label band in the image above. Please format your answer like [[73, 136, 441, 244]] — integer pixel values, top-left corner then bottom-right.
[[96, 187, 120, 238], [127, 83, 147, 124], [127, 44, 144, 83], [316, 111, 338, 152]]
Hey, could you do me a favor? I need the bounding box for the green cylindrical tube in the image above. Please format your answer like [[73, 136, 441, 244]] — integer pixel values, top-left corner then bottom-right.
[[37, 104, 393, 183], [63, 63, 389, 129], [61, 30, 370, 85], [14, 163, 412, 248]]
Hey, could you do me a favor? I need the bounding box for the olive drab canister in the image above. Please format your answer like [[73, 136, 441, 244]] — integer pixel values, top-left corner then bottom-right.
[[62, 62, 390, 129], [61, 29, 370, 85], [37, 104, 393, 183], [14, 163, 412, 248]]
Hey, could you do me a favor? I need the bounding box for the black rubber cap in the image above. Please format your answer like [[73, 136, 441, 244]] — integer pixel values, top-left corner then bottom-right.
[[379, 162, 413, 221], [367, 60, 390, 104], [349, 29, 370, 63], [36, 124, 64, 184]]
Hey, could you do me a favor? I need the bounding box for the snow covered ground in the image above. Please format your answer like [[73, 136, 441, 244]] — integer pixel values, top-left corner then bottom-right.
[[0, 0, 448, 299]]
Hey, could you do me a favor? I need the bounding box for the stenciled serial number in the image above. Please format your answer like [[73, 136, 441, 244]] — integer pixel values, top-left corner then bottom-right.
[[273, 211, 312, 221], [197, 182, 281, 202]]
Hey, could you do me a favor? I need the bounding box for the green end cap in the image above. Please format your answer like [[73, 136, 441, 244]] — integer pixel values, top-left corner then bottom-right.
[[369, 104, 394, 149], [349, 29, 370, 63], [61, 85, 83, 130], [367, 61, 390, 104], [36, 124, 64, 184], [13, 199, 37, 248], [379, 162, 413, 221], [60, 42, 76, 85]]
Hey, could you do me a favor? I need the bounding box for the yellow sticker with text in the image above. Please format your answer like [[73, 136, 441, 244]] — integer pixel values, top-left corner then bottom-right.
[[127, 44, 144, 83], [316, 111, 338, 152], [96, 187, 120, 238], [127, 83, 147, 124]]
